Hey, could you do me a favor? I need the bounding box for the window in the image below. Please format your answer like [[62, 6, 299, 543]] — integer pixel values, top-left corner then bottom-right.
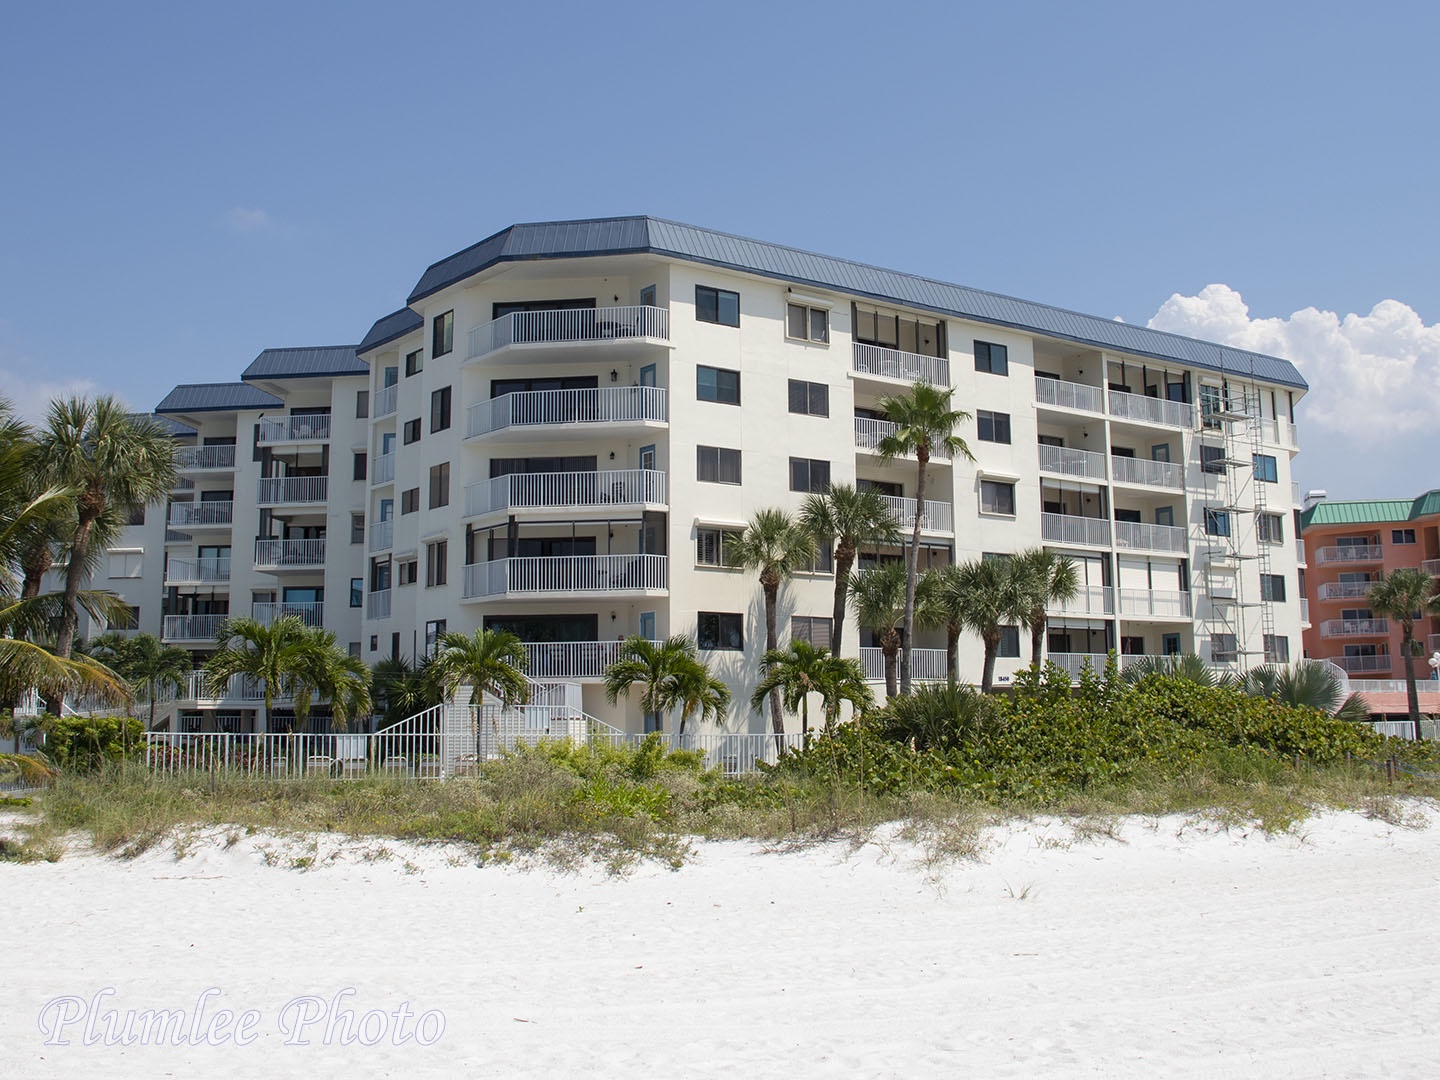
[[431, 386, 452, 432], [789, 457, 830, 493], [398, 559, 418, 586], [424, 620, 447, 660], [974, 340, 1009, 375], [351, 513, 365, 545], [401, 487, 419, 514], [1212, 633, 1238, 660], [1204, 509, 1232, 537], [1258, 513, 1285, 544], [348, 642, 361, 659], [349, 578, 363, 608], [1264, 635, 1290, 664], [696, 527, 740, 567], [126, 504, 145, 526], [695, 285, 740, 327], [1253, 454, 1278, 483], [1260, 574, 1287, 602], [352, 452, 367, 482], [403, 418, 421, 444], [696, 366, 741, 405], [1199, 384, 1225, 429], [977, 410, 1011, 444], [426, 539, 448, 587], [786, 303, 829, 343], [429, 462, 450, 509], [107, 549, 143, 578], [1392, 528, 1417, 545], [788, 380, 829, 417], [853, 305, 945, 356], [697, 446, 742, 485], [1200, 444, 1226, 475], [698, 612, 743, 651], [431, 312, 453, 359], [791, 616, 833, 650], [998, 626, 1021, 658], [980, 480, 1016, 516], [114, 605, 140, 631], [356, 390, 369, 419], [798, 544, 834, 574]]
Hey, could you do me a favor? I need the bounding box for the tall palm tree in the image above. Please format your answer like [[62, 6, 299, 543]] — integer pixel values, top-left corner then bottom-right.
[[430, 627, 529, 706], [1367, 568, 1440, 738], [848, 562, 907, 700], [875, 382, 974, 695], [1012, 548, 1080, 670], [204, 615, 311, 731], [671, 654, 732, 736], [813, 653, 874, 732], [38, 396, 177, 659], [603, 635, 699, 733], [727, 508, 816, 735], [799, 483, 902, 655], [752, 641, 876, 740], [88, 631, 191, 730], [372, 655, 442, 727], [289, 628, 373, 733], [915, 565, 965, 682], [947, 557, 1027, 693]]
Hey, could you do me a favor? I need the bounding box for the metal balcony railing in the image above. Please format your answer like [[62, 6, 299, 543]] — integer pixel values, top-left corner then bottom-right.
[[520, 640, 664, 681], [1110, 455, 1184, 489], [1107, 388, 1195, 429], [257, 414, 331, 444], [257, 476, 329, 504], [466, 305, 670, 361], [374, 384, 398, 418], [1045, 653, 1110, 680], [1314, 545, 1384, 565], [1037, 444, 1106, 480], [1320, 618, 1390, 638], [1041, 513, 1111, 547], [371, 453, 395, 486], [164, 558, 231, 585], [163, 614, 228, 641], [851, 343, 950, 387], [368, 519, 394, 552], [1117, 589, 1192, 619], [1114, 520, 1189, 554], [1334, 654, 1392, 674], [465, 469, 667, 517], [169, 502, 233, 527], [1317, 580, 1378, 600], [466, 386, 668, 438], [176, 445, 236, 470], [253, 538, 326, 569], [1048, 585, 1114, 617], [251, 601, 324, 628], [1034, 376, 1104, 414], [462, 554, 668, 598], [859, 647, 948, 683], [366, 589, 392, 620], [879, 495, 953, 534], [854, 417, 952, 459], [1422, 559, 1440, 576]]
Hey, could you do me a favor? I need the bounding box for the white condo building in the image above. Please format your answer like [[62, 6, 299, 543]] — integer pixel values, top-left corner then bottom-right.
[[94, 217, 1309, 734]]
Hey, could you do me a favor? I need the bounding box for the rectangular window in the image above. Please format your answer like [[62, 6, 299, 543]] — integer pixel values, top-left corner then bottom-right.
[[403, 418, 421, 444], [789, 457, 831, 493], [126, 504, 145, 526], [697, 446, 742, 485], [405, 348, 423, 377], [431, 386, 452, 432], [974, 340, 1009, 375], [1253, 454, 1278, 483], [698, 611, 744, 651], [1260, 574, 1287, 602], [424, 619, 447, 660], [1212, 632, 1238, 660], [401, 487, 420, 515], [998, 626, 1021, 658], [115, 605, 140, 631], [1258, 513, 1285, 544], [799, 543, 834, 575], [977, 410, 1012, 444], [107, 549, 143, 578], [695, 285, 740, 327], [352, 451, 367, 482], [788, 380, 829, 417], [355, 390, 369, 419], [426, 539, 448, 587], [1200, 444, 1226, 475], [696, 366, 741, 405], [431, 312, 453, 358], [398, 559, 418, 586], [980, 480, 1016, 516], [791, 616, 833, 650], [786, 303, 829, 343], [351, 513, 365, 545], [429, 462, 450, 509], [1392, 528, 1417, 545], [1264, 634, 1290, 664], [1204, 508, 1232, 537], [349, 578, 363, 608], [348, 642, 361, 659], [696, 527, 741, 567]]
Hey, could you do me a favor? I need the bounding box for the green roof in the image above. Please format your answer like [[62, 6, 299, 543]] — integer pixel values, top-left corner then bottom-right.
[[1300, 490, 1440, 529]]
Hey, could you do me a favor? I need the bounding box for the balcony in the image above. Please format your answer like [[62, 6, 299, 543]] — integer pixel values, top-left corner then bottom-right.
[[1320, 618, 1390, 638], [462, 554, 668, 599], [180, 671, 269, 703], [1110, 455, 1184, 490], [1045, 653, 1110, 681], [251, 601, 324, 628], [1314, 545, 1384, 565], [164, 558, 231, 586], [465, 469, 667, 518], [851, 342, 950, 387], [860, 647, 948, 683], [1048, 585, 1114, 617], [1106, 389, 1195, 429], [466, 386, 668, 440], [176, 445, 236, 471], [879, 495, 953, 535], [254, 538, 326, 570], [520, 640, 664, 681], [1423, 559, 1440, 576], [257, 476, 329, 505], [374, 384, 398, 419], [1117, 589, 1192, 619], [1296, 539, 1307, 565], [163, 614, 228, 642], [1034, 376, 1104, 415], [466, 305, 671, 363], [1114, 520, 1189, 554], [1429, 633, 1440, 653], [371, 453, 395, 486], [368, 519, 393, 553], [1335, 654, 1392, 674], [1300, 597, 1310, 625], [169, 502, 233, 528], [855, 417, 952, 460], [257, 414, 331, 445], [1317, 580, 1377, 600], [1041, 513, 1111, 548], [1258, 417, 1299, 449], [1037, 444, 1106, 481], [366, 589, 391, 620]]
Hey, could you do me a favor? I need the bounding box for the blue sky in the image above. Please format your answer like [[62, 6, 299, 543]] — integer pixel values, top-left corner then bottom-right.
[[2, 1, 1436, 498]]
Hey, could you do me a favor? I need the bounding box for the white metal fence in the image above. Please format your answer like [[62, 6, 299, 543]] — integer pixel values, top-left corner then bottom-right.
[[879, 494, 953, 533], [1041, 512, 1111, 548], [467, 386, 669, 437], [373, 384, 398, 418], [176, 444, 236, 470], [163, 614, 229, 641], [368, 519, 393, 552], [1320, 618, 1390, 638], [164, 557, 231, 585], [257, 414, 331, 443], [1114, 520, 1189, 554], [251, 601, 324, 628], [1117, 588, 1192, 618], [860, 647, 948, 683], [1049, 585, 1114, 616], [466, 305, 670, 361], [371, 453, 395, 485], [1037, 444, 1106, 480], [367, 589, 392, 620], [1110, 455, 1184, 489], [1035, 376, 1104, 414], [1107, 388, 1195, 429], [520, 640, 661, 680], [851, 342, 949, 386], [169, 502, 233, 527]]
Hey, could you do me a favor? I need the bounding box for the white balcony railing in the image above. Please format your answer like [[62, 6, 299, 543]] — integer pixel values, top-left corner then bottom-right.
[[1049, 585, 1114, 617], [1110, 455, 1184, 490], [1314, 545, 1384, 565], [879, 495, 953, 534], [1117, 589, 1192, 619], [1114, 520, 1189, 554], [1291, 480, 1301, 505], [368, 519, 394, 552], [163, 614, 228, 641], [1257, 417, 1299, 449], [253, 538, 327, 569], [465, 469, 668, 517], [257, 476, 329, 504], [374, 383, 398, 418], [851, 343, 950, 387], [1335, 654, 1392, 674], [466, 386, 668, 438], [251, 601, 324, 628], [1034, 376, 1104, 414], [1300, 597, 1310, 624], [1317, 580, 1378, 600], [181, 671, 269, 702], [462, 554, 668, 598], [164, 558, 231, 585], [371, 453, 395, 486], [466, 305, 670, 361], [1045, 653, 1110, 681], [1041, 513, 1111, 548], [859, 647, 949, 683], [1321, 618, 1390, 638], [176, 444, 236, 470], [520, 640, 664, 681], [1296, 539, 1307, 564], [367, 589, 392, 620], [257, 414, 331, 444], [1037, 444, 1106, 480], [854, 417, 953, 460], [168, 502, 233, 527], [1106, 388, 1195, 429], [1422, 559, 1440, 577]]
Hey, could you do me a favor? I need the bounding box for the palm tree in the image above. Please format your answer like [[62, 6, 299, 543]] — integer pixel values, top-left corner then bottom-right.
[[1238, 660, 1371, 723], [799, 484, 902, 656], [671, 655, 732, 736], [875, 382, 974, 695], [87, 631, 191, 730], [430, 628, 529, 706], [1121, 651, 1222, 687], [751, 639, 829, 737], [603, 635, 699, 733], [204, 615, 311, 731], [38, 396, 177, 659], [813, 654, 874, 732], [915, 565, 965, 682], [289, 629, 373, 733], [1012, 548, 1080, 670], [727, 508, 816, 735], [946, 557, 1026, 693], [372, 655, 442, 727], [1367, 568, 1440, 738], [848, 562, 907, 700], [879, 681, 994, 753]]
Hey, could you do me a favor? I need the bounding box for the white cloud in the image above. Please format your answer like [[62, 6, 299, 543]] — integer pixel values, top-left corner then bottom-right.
[[225, 207, 274, 233], [0, 367, 104, 421]]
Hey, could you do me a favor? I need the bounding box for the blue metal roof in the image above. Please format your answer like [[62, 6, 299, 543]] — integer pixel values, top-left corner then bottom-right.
[[142, 413, 196, 437], [357, 308, 424, 355], [405, 215, 1307, 389], [242, 345, 365, 380], [156, 383, 283, 414]]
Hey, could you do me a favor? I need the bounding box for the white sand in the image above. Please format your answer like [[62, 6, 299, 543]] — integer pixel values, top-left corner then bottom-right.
[[3, 807, 1439, 1078]]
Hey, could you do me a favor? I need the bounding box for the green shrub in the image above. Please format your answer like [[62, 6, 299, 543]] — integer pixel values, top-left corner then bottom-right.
[[40, 716, 145, 773]]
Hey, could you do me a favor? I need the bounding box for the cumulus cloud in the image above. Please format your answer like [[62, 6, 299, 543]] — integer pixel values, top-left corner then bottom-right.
[[224, 206, 274, 233], [0, 367, 104, 421]]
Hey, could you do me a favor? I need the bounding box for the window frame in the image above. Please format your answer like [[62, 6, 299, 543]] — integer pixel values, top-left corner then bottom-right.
[[974, 340, 1009, 376], [695, 285, 740, 327], [428, 462, 450, 509], [1252, 453, 1278, 483], [697, 445, 742, 485], [696, 365, 741, 405], [976, 409, 1012, 444], [786, 303, 829, 344], [1204, 508, 1232, 537], [431, 312, 453, 359], [789, 457, 831, 494], [787, 379, 829, 417], [430, 386, 452, 432], [401, 487, 420, 515], [697, 611, 744, 651], [1392, 528, 1417, 545], [403, 418, 421, 444], [352, 451, 367, 482], [979, 479, 1016, 517], [696, 527, 741, 568], [425, 539, 448, 588]]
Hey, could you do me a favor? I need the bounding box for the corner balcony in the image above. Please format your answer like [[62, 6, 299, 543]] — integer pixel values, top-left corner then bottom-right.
[[179, 671, 269, 704], [371, 453, 395, 487], [257, 415, 331, 445], [851, 343, 950, 387], [879, 495, 953, 535], [163, 614, 228, 643], [1048, 585, 1114, 617], [1041, 512, 1111, 549], [855, 417, 953, 460], [1314, 545, 1383, 565], [251, 601, 323, 628], [1110, 456, 1184, 490], [465, 469, 667, 519], [1114, 520, 1189, 555], [169, 502, 233, 528], [257, 476, 329, 506], [465, 305, 671, 364], [1117, 589, 1193, 619], [1038, 444, 1106, 481], [1335, 654, 1392, 674], [1034, 376, 1104, 415], [368, 519, 393, 553], [466, 387, 668, 441], [164, 558, 231, 587], [521, 640, 664, 681], [1259, 417, 1299, 449], [254, 538, 327, 571], [374, 383, 398, 419], [1320, 618, 1390, 638], [1107, 388, 1195, 429], [462, 554, 668, 600], [1317, 580, 1377, 601], [176, 445, 236, 471]]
